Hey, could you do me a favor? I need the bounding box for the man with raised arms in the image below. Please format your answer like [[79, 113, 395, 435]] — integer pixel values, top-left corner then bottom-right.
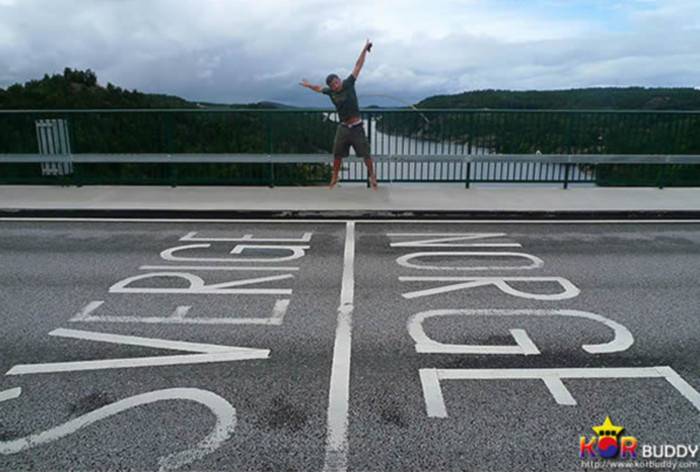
[[300, 39, 378, 189]]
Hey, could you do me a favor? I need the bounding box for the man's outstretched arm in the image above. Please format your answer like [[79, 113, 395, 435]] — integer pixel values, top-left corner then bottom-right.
[[352, 39, 372, 79], [299, 79, 325, 93]]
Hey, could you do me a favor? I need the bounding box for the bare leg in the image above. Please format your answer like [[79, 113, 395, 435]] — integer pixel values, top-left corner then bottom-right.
[[329, 157, 342, 189], [364, 157, 378, 190]]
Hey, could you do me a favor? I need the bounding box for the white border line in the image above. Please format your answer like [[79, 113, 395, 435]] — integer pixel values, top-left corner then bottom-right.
[[323, 221, 355, 472], [1, 217, 700, 224]]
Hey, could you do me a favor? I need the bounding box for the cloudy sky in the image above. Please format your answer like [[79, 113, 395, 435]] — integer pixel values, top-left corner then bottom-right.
[[0, 0, 698, 106]]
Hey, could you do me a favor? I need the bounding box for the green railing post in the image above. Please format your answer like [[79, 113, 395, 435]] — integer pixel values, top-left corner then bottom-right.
[[657, 164, 666, 189], [66, 115, 80, 187], [163, 113, 177, 187], [367, 114, 372, 188], [266, 113, 275, 187], [465, 161, 471, 188], [563, 111, 574, 189]]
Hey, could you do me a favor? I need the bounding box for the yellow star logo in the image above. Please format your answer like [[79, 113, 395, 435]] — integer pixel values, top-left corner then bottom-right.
[[592, 416, 624, 438]]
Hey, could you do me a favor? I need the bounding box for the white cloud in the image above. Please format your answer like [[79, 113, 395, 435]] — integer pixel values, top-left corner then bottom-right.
[[0, 0, 698, 105]]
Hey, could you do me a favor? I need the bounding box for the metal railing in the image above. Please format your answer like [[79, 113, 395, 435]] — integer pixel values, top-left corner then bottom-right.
[[1, 109, 699, 187]]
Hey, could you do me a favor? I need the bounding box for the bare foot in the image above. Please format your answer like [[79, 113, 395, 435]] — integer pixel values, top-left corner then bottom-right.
[[370, 176, 378, 190], [328, 179, 338, 189]]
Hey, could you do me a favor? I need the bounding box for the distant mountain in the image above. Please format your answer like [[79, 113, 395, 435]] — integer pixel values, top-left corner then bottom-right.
[[4, 70, 700, 112], [193, 101, 295, 109], [416, 87, 700, 110], [0, 69, 292, 110], [0, 68, 196, 109], [254, 101, 297, 109]]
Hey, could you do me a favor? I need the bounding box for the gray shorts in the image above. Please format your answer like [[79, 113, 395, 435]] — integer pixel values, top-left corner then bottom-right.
[[333, 123, 371, 158]]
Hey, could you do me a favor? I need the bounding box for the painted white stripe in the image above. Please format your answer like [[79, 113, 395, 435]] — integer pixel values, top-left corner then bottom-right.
[[655, 366, 700, 412], [340, 224, 355, 306], [400, 276, 580, 301], [419, 369, 447, 418], [389, 233, 511, 236], [509, 329, 541, 356], [161, 244, 308, 263], [70, 316, 284, 326], [0, 387, 21, 403], [393, 243, 520, 248], [181, 231, 313, 242], [323, 221, 355, 472], [6, 329, 269, 375], [388, 232, 521, 248], [436, 367, 663, 380], [139, 265, 299, 272], [271, 299, 291, 324], [0, 387, 236, 472], [109, 272, 293, 295], [2, 217, 699, 224], [170, 306, 191, 319], [69, 300, 291, 326], [109, 288, 292, 295], [49, 328, 237, 353], [542, 376, 577, 405], [70, 300, 104, 321], [420, 367, 700, 417], [230, 244, 309, 261], [6, 351, 268, 375]]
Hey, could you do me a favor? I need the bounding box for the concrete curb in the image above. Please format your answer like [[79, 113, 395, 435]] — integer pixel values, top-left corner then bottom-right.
[[2, 208, 700, 220]]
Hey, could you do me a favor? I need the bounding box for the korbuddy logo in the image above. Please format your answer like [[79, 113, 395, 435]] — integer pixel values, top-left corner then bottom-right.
[[579, 416, 638, 459]]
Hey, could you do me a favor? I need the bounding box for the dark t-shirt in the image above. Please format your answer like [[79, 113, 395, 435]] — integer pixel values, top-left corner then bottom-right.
[[322, 74, 360, 122]]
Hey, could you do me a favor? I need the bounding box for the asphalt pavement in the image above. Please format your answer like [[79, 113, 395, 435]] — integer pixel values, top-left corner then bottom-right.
[[0, 219, 698, 472]]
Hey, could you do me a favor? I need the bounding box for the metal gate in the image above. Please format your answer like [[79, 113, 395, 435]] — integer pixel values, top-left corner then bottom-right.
[[35, 119, 73, 176]]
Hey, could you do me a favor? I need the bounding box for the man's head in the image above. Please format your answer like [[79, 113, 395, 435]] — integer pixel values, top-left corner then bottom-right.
[[326, 74, 342, 92]]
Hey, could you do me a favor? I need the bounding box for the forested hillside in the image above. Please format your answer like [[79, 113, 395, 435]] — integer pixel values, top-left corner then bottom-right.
[[416, 87, 700, 110], [0, 68, 193, 109], [0, 69, 332, 185]]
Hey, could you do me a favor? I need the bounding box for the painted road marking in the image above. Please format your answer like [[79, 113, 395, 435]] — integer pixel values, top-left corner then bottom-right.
[[396, 251, 545, 271], [139, 265, 300, 272], [0, 387, 21, 403], [170, 306, 191, 319], [2, 219, 699, 469], [70, 300, 104, 320], [419, 367, 700, 418], [6, 329, 269, 375], [161, 244, 309, 263], [323, 221, 355, 472], [109, 272, 293, 295], [391, 229, 698, 431], [0, 227, 320, 469], [0, 387, 236, 472], [70, 299, 291, 326], [180, 231, 313, 242], [399, 276, 580, 300], [388, 232, 521, 248], [407, 309, 634, 355]]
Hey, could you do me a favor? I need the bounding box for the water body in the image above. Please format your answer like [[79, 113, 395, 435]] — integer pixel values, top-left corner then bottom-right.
[[324, 114, 591, 184], [325, 113, 490, 157]]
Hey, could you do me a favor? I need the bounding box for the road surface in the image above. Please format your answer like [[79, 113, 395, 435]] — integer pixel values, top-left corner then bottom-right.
[[1, 219, 698, 471]]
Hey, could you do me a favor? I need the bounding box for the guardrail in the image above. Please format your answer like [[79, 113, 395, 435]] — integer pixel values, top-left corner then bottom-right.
[[1, 109, 699, 188]]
